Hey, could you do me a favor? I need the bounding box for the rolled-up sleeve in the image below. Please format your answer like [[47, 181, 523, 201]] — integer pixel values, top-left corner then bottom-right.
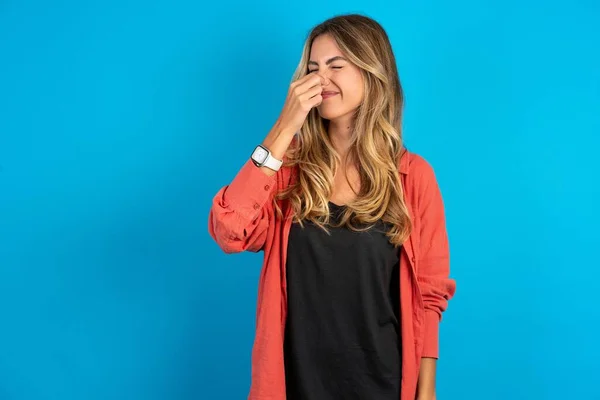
[[208, 159, 278, 253]]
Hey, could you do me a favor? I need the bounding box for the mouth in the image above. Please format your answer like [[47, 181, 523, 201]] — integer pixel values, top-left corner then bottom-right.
[[322, 92, 339, 100]]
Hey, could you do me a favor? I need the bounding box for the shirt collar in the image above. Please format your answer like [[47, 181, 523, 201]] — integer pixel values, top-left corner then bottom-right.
[[399, 147, 410, 175]]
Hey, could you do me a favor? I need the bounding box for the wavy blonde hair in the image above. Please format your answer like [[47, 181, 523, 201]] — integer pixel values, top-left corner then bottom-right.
[[273, 13, 412, 248]]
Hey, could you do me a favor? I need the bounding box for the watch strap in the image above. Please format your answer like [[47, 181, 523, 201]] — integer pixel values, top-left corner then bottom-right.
[[263, 152, 283, 171]]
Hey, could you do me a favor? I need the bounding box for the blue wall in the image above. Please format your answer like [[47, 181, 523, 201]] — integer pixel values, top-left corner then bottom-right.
[[1, 1, 598, 399]]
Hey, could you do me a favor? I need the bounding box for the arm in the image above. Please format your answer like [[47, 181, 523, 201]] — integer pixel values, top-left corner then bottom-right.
[[208, 71, 325, 253], [416, 158, 456, 357], [414, 158, 457, 397], [416, 357, 437, 399], [208, 124, 296, 254]]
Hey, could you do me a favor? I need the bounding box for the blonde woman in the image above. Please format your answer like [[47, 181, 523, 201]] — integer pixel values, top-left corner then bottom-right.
[[209, 13, 456, 400]]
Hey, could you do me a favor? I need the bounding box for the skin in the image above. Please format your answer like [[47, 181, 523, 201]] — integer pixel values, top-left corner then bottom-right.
[[308, 33, 365, 205], [308, 33, 364, 158], [309, 33, 438, 400]]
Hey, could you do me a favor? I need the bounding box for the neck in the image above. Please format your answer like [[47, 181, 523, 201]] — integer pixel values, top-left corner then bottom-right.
[[327, 114, 354, 161]]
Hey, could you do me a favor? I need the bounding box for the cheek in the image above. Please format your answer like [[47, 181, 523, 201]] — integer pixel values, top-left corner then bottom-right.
[[338, 72, 364, 101], [340, 80, 364, 105]]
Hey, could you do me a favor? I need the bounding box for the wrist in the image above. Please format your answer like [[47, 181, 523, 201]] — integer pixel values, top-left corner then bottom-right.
[[262, 125, 295, 161]]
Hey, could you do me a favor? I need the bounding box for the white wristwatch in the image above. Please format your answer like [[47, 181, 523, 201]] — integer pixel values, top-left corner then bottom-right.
[[250, 144, 283, 171]]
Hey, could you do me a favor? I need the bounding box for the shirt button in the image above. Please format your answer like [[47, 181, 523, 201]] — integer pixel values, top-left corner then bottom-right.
[[254, 203, 260, 210], [264, 184, 270, 190]]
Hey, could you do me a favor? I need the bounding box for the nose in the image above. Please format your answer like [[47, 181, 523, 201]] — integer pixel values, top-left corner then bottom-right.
[[318, 72, 331, 86]]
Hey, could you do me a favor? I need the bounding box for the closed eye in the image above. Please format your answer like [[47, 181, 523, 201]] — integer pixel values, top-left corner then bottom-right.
[[307, 66, 344, 73]]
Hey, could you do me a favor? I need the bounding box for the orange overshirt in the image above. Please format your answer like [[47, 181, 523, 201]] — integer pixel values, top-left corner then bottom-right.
[[209, 148, 457, 400]]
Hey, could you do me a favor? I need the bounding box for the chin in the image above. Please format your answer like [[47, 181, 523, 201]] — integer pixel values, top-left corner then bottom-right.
[[317, 107, 343, 121]]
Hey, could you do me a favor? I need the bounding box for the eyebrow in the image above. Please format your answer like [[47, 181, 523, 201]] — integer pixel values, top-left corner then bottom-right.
[[307, 56, 348, 66]]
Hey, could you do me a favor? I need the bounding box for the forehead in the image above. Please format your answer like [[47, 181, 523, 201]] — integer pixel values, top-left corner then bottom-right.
[[309, 34, 343, 60]]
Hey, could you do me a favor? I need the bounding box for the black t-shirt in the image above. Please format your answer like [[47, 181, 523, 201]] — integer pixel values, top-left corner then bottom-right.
[[284, 201, 402, 400]]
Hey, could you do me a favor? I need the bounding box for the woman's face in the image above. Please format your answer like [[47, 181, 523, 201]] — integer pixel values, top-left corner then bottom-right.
[[308, 34, 364, 122]]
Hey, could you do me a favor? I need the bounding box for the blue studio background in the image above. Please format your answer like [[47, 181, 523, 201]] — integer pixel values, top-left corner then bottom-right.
[[1, 1, 599, 399]]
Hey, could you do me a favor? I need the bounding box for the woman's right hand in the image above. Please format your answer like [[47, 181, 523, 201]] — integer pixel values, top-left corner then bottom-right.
[[258, 73, 325, 176], [275, 72, 325, 135]]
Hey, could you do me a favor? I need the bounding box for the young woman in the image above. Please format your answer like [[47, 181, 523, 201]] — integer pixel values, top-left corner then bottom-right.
[[209, 13, 456, 400]]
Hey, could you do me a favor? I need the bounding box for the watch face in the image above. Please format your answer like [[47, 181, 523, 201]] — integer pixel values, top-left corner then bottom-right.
[[252, 146, 268, 164]]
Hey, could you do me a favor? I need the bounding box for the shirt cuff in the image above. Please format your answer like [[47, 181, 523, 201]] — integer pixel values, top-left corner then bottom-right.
[[224, 159, 277, 219]]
